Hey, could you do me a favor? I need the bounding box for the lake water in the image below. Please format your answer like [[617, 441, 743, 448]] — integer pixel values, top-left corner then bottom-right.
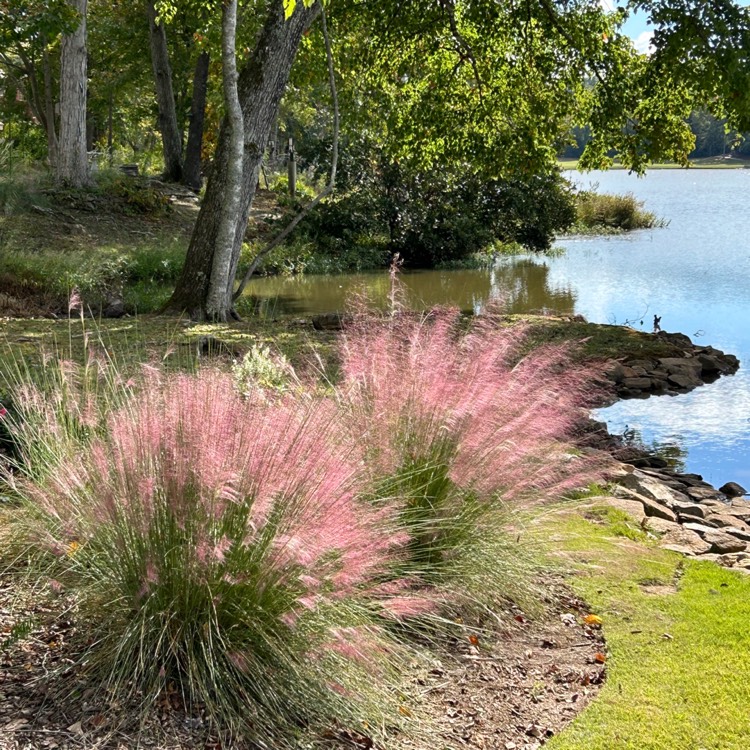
[[247, 169, 750, 488]]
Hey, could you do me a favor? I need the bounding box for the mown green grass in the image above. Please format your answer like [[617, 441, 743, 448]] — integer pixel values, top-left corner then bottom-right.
[[536, 505, 750, 750], [559, 155, 750, 170]]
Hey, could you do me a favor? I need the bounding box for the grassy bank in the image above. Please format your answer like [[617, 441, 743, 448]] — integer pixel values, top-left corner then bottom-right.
[[539, 504, 750, 750], [560, 154, 750, 170]]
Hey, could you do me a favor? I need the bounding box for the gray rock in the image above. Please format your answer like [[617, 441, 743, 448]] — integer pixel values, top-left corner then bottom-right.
[[650, 369, 670, 381], [719, 481, 747, 497], [616, 470, 679, 507], [703, 530, 747, 554], [103, 297, 126, 318], [704, 513, 750, 530], [644, 517, 681, 534], [655, 331, 693, 347], [682, 522, 719, 536], [667, 372, 703, 390], [608, 363, 638, 383], [626, 359, 656, 370], [658, 357, 702, 374], [696, 353, 724, 374], [677, 513, 714, 526], [672, 501, 706, 519], [640, 496, 678, 522], [723, 505, 750, 522], [723, 527, 750, 543], [659, 527, 711, 555], [311, 312, 349, 330], [622, 377, 654, 390], [686, 486, 721, 502]]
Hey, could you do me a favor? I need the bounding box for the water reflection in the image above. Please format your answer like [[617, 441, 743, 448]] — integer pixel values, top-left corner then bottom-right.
[[244, 258, 576, 317]]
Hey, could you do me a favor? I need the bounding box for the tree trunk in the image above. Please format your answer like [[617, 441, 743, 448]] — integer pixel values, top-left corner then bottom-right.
[[205, 1, 243, 320], [42, 41, 58, 168], [166, 0, 321, 320], [57, 0, 89, 187], [146, 0, 183, 182], [182, 50, 210, 191]]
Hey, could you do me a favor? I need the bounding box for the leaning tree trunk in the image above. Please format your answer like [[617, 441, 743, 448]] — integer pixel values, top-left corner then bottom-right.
[[166, 0, 321, 320], [182, 50, 210, 191], [57, 0, 89, 187], [147, 0, 183, 182]]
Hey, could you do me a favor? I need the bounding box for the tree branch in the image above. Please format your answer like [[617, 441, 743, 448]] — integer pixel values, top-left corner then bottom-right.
[[233, 4, 339, 301], [439, 0, 485, 103]]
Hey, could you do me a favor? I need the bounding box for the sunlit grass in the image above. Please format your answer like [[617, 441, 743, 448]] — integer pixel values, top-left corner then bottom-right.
[[536, 506, 750, 750]]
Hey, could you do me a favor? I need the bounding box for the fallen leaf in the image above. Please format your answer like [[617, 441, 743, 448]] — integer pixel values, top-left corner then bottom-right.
[[594, 652, 607, 664], [468, 634, 479, 646], [67, 721, 84, 735], [583, 614, 603, 627]]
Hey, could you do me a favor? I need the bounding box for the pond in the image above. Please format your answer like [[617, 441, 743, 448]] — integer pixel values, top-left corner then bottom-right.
[[246, 169, 750, 488]]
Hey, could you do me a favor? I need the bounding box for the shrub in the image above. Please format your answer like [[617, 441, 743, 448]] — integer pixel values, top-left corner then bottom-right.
[[338, 305, 602, 612], [231, 343, 299, 398], [573, 190, 665, 233], [7, 367, 411, 742]]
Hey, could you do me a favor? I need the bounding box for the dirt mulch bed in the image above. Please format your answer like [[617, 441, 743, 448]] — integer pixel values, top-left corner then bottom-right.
[[0, 578, 604, 750]]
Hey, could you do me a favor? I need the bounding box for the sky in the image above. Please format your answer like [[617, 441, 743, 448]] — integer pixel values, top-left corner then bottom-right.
[[599, 0, 654, 54], [610, 0, 750, 55]]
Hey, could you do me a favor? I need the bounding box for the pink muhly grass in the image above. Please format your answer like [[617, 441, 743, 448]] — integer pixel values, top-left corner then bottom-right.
[[26, 367, 407, 601], [15, 365, 414, 739], [340, 305, 602, 507]]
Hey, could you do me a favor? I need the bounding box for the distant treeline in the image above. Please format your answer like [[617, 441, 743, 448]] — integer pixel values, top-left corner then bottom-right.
[[561, 109, 750, 160]]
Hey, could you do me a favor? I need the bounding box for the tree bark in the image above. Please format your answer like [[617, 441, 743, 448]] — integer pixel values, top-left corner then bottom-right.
[[233, 5, 339, 300], [146, 0, 183, 182], [42, 42, 59, 168], [205, 1, 243, 321], [182, 50, 210, 191], [57, 0, 89, 187], [166, 0, 321, 320]]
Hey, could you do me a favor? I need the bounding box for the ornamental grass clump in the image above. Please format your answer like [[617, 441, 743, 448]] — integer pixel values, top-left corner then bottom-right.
[[338, 306, 601, 613], [10, 367, 411, 743]]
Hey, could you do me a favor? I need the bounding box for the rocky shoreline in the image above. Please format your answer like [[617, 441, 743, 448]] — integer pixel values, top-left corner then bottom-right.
[[604, 329, 740, 401], [588, 328, 748, 570]]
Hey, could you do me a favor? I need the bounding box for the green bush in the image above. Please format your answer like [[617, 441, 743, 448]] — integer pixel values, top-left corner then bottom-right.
[[573, 190, 666, 233]]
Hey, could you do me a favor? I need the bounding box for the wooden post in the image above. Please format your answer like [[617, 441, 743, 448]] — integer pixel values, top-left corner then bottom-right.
[[287, 136, 296, 196]]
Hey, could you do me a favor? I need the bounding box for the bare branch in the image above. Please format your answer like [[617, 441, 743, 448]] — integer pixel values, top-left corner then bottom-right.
[[233, 4, 339, 301]]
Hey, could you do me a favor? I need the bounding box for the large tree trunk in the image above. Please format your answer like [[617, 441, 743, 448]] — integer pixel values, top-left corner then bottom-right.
[[57, 0, 89, 187], [182, 50, 210, 191], [146, 0, 183, 182], [166, 0, 321, 320]]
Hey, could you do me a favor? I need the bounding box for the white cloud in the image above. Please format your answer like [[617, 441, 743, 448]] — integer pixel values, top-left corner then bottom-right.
[[633, 30, 654, 55]]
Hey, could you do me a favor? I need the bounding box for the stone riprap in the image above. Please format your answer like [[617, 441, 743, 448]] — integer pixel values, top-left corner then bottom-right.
[[604, 465, 750, 570], [606, 331, 740, 399]]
